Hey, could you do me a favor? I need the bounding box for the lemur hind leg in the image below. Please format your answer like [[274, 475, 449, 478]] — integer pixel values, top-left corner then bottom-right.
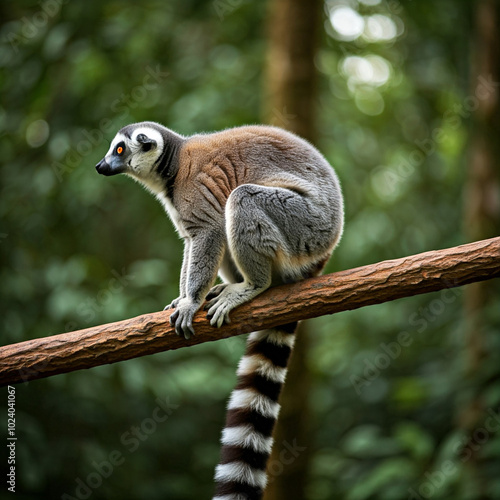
[[205, 247, 244, 302], [206, 183, 319, 327]]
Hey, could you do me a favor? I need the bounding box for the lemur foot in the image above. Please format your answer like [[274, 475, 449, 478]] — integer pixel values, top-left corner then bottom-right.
[[205, 283, 228, 302], [169, 298, 198, 339], [206, 283, 258, 328]]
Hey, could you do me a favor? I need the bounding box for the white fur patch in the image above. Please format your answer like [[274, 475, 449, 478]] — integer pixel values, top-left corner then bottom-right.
[[127, 127, 164, 179], [105, 125, 167, 194], [130, 173, 166, 196], [213, 495, 250, 500], [221, 425, 274, 454], [215, 462, 267, 489], [228, 389, 280, 419], [156, 192, 187, 237], [237, 355, 288, 384], [130, 126, 164, 152], [106, 132, 127, 158], [248, 330, 296, 348]]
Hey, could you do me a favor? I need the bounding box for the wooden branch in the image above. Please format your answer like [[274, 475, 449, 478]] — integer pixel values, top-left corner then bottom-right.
[[1, 237, 499, 386]]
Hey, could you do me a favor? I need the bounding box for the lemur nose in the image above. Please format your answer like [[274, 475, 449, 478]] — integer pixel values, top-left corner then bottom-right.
[[95, 159, 106, 172]]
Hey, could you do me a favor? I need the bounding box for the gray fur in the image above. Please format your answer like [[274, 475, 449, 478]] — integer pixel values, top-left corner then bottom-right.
[[96, 122, 344, 339]]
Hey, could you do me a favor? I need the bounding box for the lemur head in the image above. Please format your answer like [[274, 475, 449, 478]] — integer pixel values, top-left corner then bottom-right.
[[96, 122, 167, 181]]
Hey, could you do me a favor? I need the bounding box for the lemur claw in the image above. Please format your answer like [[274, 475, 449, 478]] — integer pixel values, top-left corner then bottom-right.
[[169, 299, 197, 339]]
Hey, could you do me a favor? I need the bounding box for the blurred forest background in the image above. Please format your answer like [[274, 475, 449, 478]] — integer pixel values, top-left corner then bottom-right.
[[1, 0, 499, 499]]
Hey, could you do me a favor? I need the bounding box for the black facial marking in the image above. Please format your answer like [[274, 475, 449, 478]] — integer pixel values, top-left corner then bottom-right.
[[114, 141, 126, 156]]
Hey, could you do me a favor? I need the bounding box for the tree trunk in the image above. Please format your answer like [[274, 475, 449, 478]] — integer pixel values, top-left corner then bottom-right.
[[461, 0, 500, 497], [262, 1, 324, 498], [464, 0, 500, 372]]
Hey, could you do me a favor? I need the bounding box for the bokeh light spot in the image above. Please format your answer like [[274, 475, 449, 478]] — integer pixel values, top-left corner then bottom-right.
[[329, 6, 365, 41], [26, 119, 50, 148]]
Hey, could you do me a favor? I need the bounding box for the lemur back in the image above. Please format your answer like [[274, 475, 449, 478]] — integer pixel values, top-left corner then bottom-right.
[[96, 122, 344, 499]]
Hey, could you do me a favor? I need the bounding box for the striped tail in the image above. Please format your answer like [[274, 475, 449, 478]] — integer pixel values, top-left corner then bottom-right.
[[213, 322, 297, 500]]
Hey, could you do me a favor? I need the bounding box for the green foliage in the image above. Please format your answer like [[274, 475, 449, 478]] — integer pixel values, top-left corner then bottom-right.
[[0, 0, 498, 499]]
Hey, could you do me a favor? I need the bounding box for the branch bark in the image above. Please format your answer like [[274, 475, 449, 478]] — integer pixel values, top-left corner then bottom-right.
[[1, 237, 499, 387]]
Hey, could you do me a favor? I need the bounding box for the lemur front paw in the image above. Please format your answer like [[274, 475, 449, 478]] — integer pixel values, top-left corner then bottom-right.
[[169, 298, 199, 339], [164, 296, 183, 310]]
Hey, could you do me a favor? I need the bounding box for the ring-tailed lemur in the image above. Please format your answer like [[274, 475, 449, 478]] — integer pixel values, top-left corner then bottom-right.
[[96, 121, 344, 499]]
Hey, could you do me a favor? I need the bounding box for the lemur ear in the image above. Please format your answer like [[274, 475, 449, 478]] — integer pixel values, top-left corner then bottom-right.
[[136, 133, 157, 152]]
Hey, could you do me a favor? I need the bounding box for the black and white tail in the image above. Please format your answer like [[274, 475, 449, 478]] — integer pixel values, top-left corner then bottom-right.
[[213, 322, 297, 500]]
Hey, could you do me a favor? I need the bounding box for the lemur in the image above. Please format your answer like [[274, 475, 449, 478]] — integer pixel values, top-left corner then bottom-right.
[[96, 121, 344, 499]]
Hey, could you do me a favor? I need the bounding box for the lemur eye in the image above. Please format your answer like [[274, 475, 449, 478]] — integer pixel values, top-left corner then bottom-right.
[[115, 142, 125, 155]]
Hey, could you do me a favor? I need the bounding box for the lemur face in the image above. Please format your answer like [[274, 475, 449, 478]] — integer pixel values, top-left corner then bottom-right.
[[95, 125, 164, 178]]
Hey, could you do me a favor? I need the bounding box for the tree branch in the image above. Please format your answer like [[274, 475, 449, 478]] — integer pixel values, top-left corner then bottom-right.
[[1, 237, 499, 386]]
